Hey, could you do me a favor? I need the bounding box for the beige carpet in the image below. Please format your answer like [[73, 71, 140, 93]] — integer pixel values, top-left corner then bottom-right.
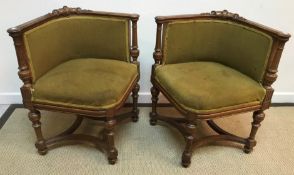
[[0, 107, 294, 175]]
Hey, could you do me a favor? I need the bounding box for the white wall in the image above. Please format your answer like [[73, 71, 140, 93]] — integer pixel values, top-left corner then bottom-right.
[[0, 0, 293, 104]]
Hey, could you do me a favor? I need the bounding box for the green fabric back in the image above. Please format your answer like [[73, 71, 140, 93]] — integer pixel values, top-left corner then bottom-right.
[[24, 16, 130, 81], [163, 20, 273, 82]]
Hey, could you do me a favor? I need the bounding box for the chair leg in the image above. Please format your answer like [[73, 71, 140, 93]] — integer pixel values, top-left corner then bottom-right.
[[149, 86, 159, 125], [105, 117, 118, 165], [181, 122, 196, 168], [28, 109, 48, 155], [244, 110, 265, 153], [131, 83, 140, 122]]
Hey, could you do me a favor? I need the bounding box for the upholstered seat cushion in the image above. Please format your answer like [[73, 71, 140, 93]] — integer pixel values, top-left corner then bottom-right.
[[32, 58, 138, 110], [155, 62, 266, 114]]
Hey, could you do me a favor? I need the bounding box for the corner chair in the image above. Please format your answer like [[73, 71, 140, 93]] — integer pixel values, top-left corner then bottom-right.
[[150, 10, 290, 167], [8, 6, 140, 164]]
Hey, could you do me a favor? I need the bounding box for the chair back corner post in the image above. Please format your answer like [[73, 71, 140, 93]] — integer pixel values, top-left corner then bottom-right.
[[130, 18, 139, 63], [152, 20, 163, 82], [130, 17, 140, 80], [261, 37, 290, 110], [8, 30, 34, 110]]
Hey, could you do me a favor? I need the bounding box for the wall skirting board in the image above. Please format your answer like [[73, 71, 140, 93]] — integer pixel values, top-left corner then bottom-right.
[[1, 92, 294, 104], [272, 92, 294, 103], [0, 93, 22, 104]]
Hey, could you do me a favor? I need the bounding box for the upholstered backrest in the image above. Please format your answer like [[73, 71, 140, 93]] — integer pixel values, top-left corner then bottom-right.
[[162, 20, 273, 82], [24, 16, 130, 81]]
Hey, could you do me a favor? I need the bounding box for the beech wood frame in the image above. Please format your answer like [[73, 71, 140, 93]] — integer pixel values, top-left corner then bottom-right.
[[7, 6, 140, 165], [150, 10, 290, 167]]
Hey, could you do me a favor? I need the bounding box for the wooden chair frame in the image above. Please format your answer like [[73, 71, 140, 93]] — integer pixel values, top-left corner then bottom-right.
[[150, 10, 290, 167], [8, 6, 140, 165]]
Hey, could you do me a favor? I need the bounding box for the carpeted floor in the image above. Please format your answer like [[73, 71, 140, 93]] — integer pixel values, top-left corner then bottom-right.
[[0, 107, 294, 175]]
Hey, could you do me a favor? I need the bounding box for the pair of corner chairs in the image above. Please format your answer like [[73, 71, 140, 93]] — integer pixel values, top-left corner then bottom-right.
[[8, 6, 290, 167]]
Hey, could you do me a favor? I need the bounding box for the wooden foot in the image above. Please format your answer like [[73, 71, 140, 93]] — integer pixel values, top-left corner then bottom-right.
[[181, 123, 196, 168], [132, 83, 140, 122], [244, 110, 265, 153], [28, 110, 48, 155], [150, 86, 159, 125], [108, 148, 118, 165], [105, 118, 118, 164], [149, 113, 157, 126], [182, 151, 192, 168]]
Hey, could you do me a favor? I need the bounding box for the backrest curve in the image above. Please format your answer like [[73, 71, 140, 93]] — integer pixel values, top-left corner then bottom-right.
[[22, 14, 131, 81], [8, 6, 139, 82], [8, 6, 139, 34], [162, 19, 274, 82], [156, 10, 290, 40]]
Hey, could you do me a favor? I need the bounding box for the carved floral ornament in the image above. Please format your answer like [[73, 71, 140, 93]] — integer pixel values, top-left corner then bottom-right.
[[50, 6, 83, 16], [201, 10, 246, 21]]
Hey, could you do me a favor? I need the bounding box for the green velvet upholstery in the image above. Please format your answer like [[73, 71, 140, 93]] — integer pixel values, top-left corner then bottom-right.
[[24, 16, 130, 81], [155, 62, 266, 114], [32, 58, 138, 110], [163, 20, 273, 82]]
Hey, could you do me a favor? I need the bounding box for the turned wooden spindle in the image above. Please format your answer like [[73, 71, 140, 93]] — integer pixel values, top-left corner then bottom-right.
[[182, 122, 196, 168], [132, 83, 140, 122], [153, 22, 163, 65], [244, 110, 265, 153], [105, 113, 118, 165], [130, 18, 139, 63], [28, 110, 48, 155], [150, 86, 160, 125]]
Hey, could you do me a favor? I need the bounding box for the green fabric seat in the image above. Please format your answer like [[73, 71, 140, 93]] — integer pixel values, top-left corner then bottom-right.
[[32, 58, 138, 110], [155, 61, 266, 114]]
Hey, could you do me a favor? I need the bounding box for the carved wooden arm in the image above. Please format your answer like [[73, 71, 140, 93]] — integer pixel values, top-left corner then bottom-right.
[[261, 38, 290, 109], [130, 17, 140, 80], [151, 20, 164, 83], [8, 31, 33, 109], [153, 21, 163, 65], [130, 18, 139, 63]]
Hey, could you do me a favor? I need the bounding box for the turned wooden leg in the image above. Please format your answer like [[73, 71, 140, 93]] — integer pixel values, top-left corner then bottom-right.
[[149, 86, 159, 125], [182, 122, 196, 168], [105, 117, 118, 165], [132, 83, 140, 122], [244, 110, 265, 153], [28, 110, 48, 155]]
